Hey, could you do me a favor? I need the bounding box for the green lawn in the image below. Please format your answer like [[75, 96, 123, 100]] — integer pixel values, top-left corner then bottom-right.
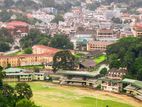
[[94, 55, 107, 64], [8, 82, 138, 107], [74, 53, 85, 58], [17, 65, 44, 69]]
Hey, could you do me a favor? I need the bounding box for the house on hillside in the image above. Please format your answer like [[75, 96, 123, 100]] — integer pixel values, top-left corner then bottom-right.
[[5, 21, 29, 37], [101, 68, 127, 93]]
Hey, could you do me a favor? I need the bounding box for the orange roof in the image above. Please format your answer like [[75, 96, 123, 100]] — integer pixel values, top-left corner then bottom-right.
[[32, 45, 59, 52]]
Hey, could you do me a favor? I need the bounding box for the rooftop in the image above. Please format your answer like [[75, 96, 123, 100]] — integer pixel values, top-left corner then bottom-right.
[[122, 78, 142, 89], [3, 68, 27, 73], [57, 71, 99, 78]]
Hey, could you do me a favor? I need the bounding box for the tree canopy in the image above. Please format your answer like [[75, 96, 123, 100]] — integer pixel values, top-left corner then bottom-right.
[[15, 82, 33, 100], [51, 15, 64, 24], [20, 29, 50, 48], [53, 50, 77, 72], [50, 34, 73, 50], [106, 37, 142, 80]]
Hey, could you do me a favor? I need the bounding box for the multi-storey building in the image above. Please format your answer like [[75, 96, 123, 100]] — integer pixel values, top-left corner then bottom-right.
[[101, 68, 127, 93], [96, 29, 118, 42], [0, 54, 53, 68], [87, 41, 113, 51]]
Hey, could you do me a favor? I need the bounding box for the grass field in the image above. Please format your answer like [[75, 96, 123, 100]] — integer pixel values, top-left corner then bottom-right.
[[94, 55, 107, 64], [9, 82, 142, 107]]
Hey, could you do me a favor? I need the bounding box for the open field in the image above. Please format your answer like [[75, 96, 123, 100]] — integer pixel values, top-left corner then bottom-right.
[[94, 55, 107, 64], [9, 82, 142, 107]]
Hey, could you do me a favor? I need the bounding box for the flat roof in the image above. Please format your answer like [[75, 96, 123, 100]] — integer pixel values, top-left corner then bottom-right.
[[57, 71, 99, 78], [122, 78, 142, 89], [3, 68, 27, 73]]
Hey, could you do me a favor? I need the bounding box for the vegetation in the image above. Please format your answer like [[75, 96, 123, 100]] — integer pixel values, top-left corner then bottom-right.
[[0, 67, 38, 107], [9, 82, 135, 107], [53, 50, 77, 72], [51, 14, 64, 24], [100, 68, 108, 76], [24, 48, 33, 54], [94, 55, 107, 64], [107, 37, 142, 80], [87, 2, 100, 11], [16, 99, 39, 107], [20, 29, 50, 49], [50, 34, 73, 49], [0, 28, 14, 52], [16, 13, 41, 24], [17, 65, 44, 69], [0, 10, 13, 22]]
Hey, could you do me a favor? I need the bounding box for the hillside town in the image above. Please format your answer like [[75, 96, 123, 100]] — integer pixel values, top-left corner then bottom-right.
[[0, 0, 142, 107]]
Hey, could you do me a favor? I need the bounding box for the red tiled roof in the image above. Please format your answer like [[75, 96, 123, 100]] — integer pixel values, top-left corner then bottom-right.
[[6, 21, 29, 27], [135, 23, 142, 29], [32, 45, 59, 52], [6, 25, 16, 29]]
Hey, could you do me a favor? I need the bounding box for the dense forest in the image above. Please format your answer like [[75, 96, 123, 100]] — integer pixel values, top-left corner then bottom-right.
[[107, 37, 142, 80]]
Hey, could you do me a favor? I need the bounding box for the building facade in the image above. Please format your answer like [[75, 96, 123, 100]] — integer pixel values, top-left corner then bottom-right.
[[101, 68, 127, 93], [0, 54, 53, 68], [87, 41, 113, 51]]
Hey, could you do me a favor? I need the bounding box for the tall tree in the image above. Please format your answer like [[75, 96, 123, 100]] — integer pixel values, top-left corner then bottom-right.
[[50, 34, 73, 49], [53, 50, 77, 72], [15, 83, 33, 100], [106, 37, 142, 80], [16, 99, 39, 107]]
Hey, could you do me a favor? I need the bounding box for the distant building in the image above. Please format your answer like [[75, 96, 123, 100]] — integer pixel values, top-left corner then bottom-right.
[[132, 22, 142, 37], [87, 41, 113, 51], [71, 34, 94, 50], [5, 21, 29, 37], [96, 29, 118, 42]]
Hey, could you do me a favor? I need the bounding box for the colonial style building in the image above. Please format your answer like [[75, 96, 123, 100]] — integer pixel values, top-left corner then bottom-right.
[[0, 54, 53, 68], [101, 68, 127, 93], [87, 41, 113, 51]]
